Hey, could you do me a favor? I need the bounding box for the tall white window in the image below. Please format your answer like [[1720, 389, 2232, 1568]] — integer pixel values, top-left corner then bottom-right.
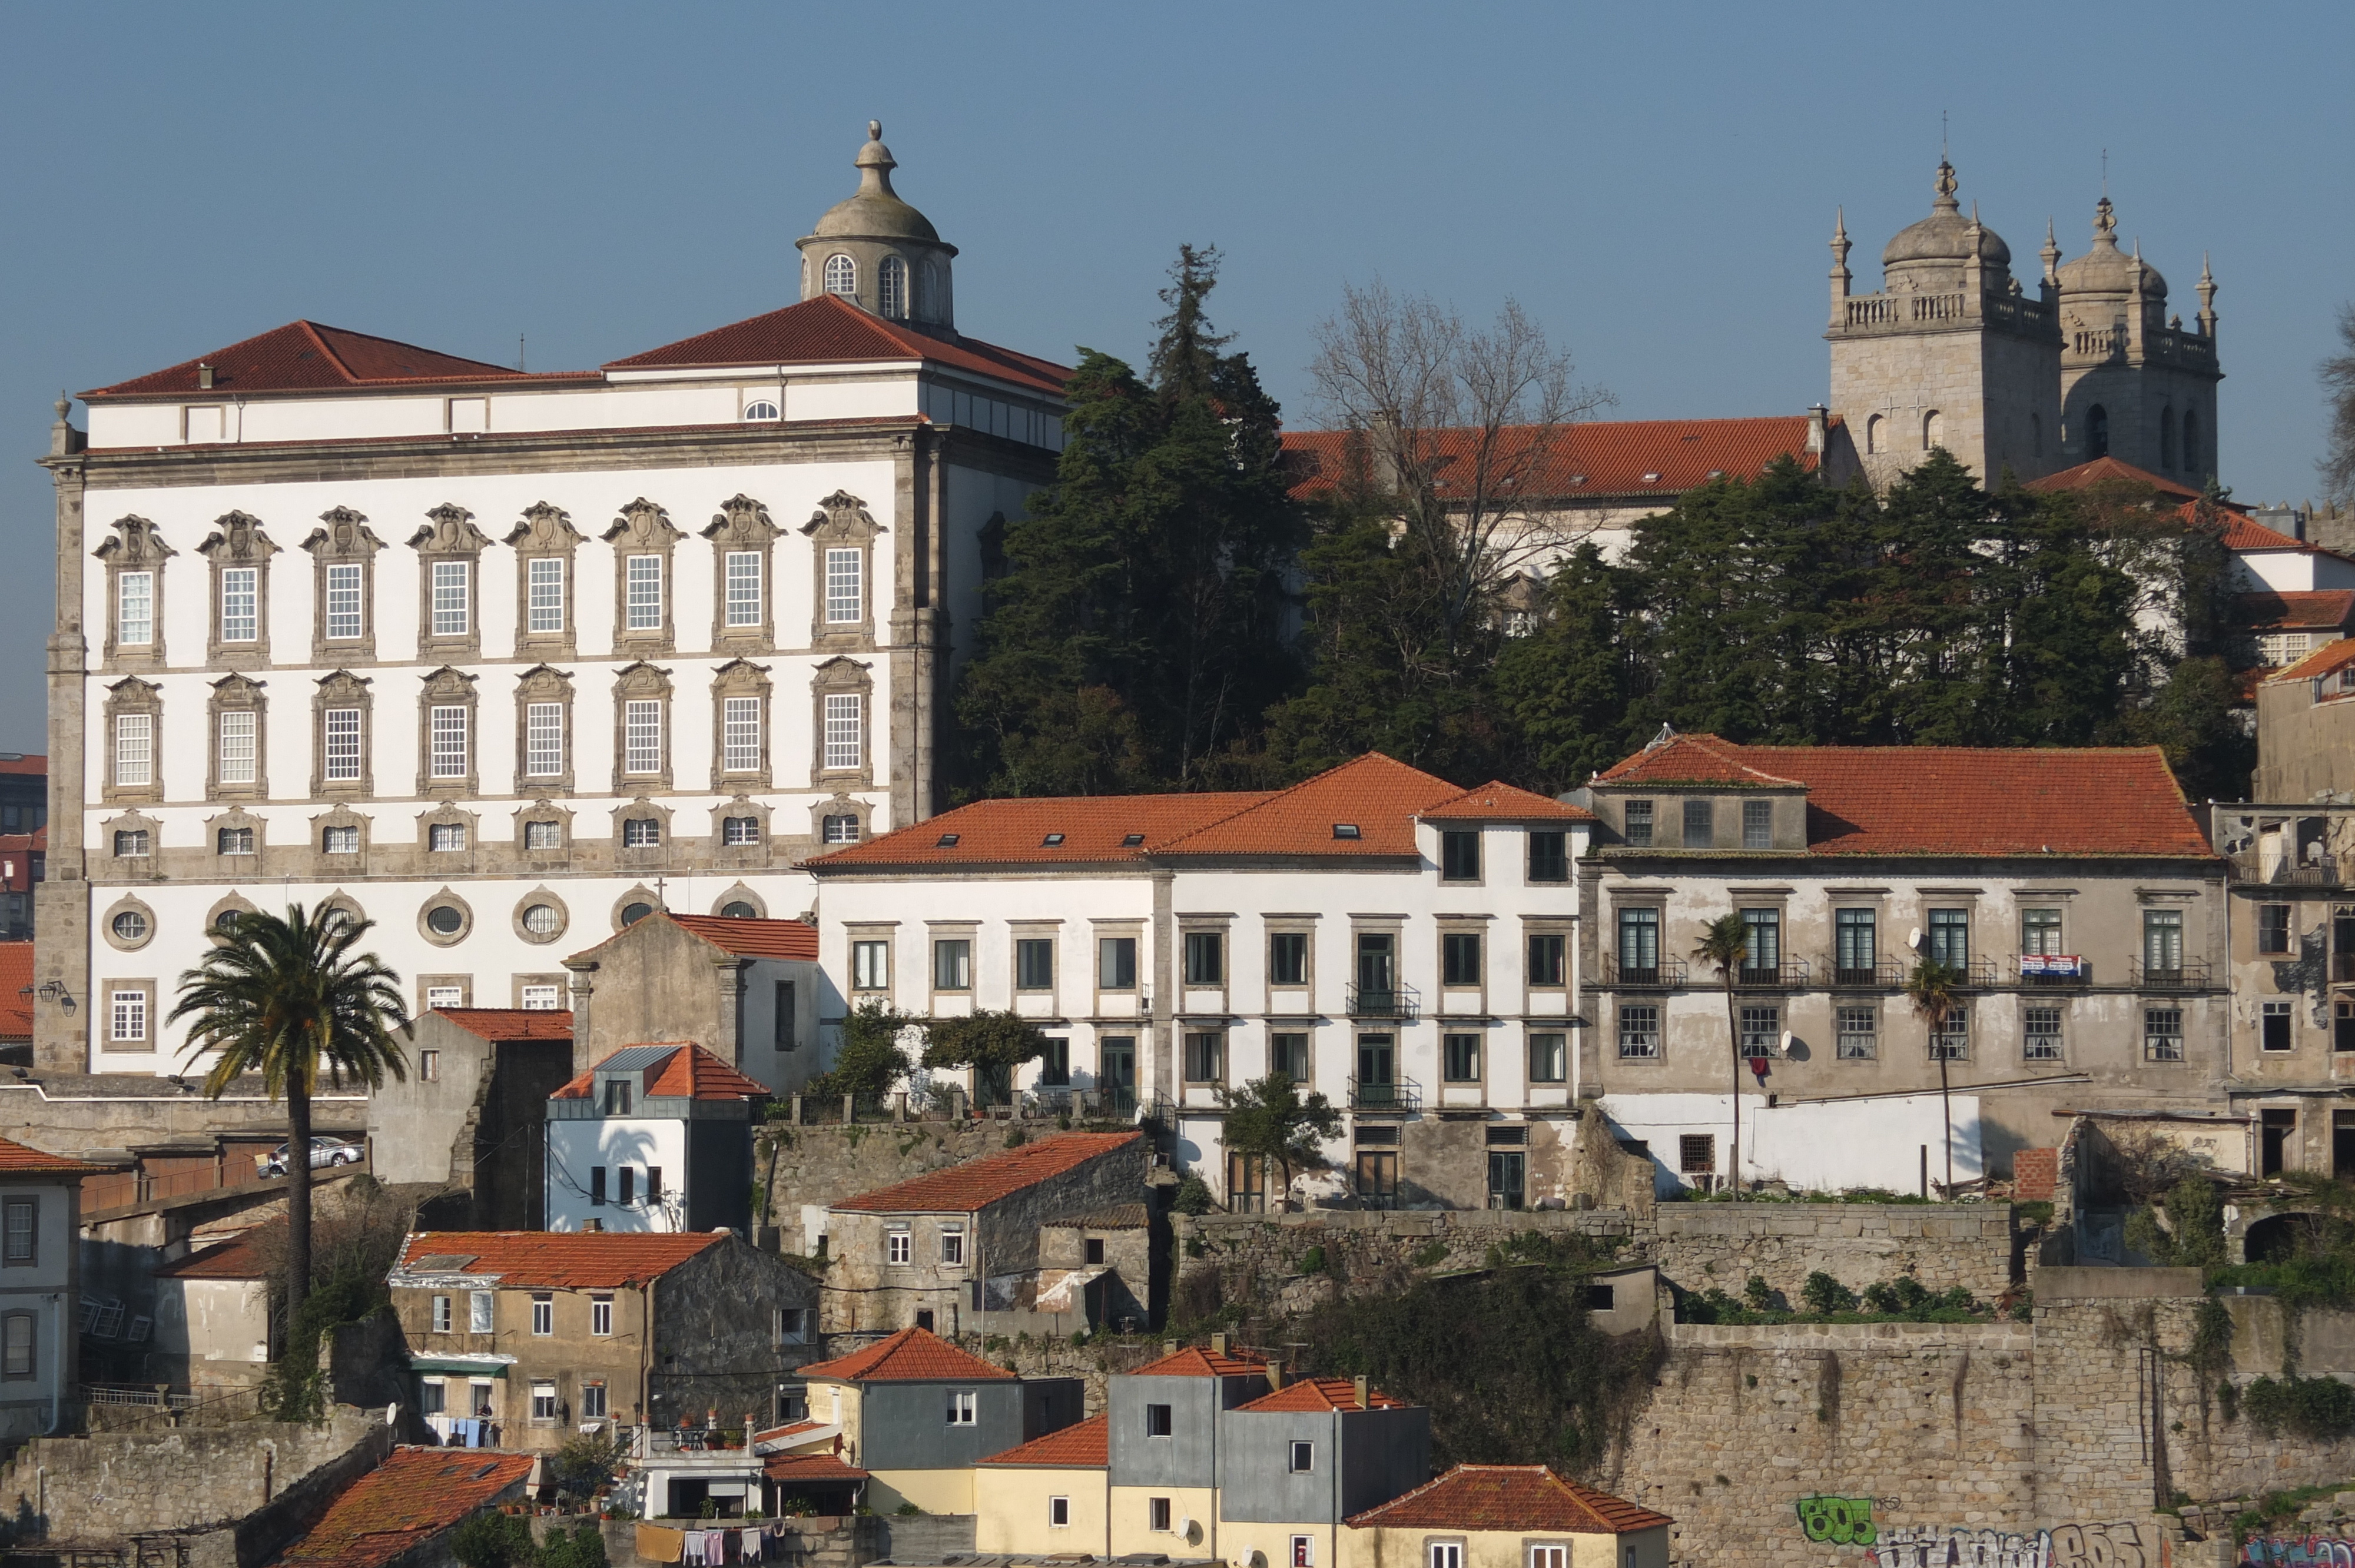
[[725, 552, 764, 627], [525, 703, 563, 778], [722, 696, 761, 773], [110, 989, 147, 1045], [324, 708, 362, 782], [823, 693, 862, 770], [625, 556, 662, 630], [431, 560, 470, 636], [430, 706, 469, 779], [115, 713, 153, 788], [526, 557, 565, 634], [825, 549, 863, 624], [118, 572, 153, 646], [624, 700, 662, 775], [325, 563, 364, 640], [220, 567, 258, 642], [824, 254, 855, 295], [217, 710, 257, 786], [879, 256, 908, 319]]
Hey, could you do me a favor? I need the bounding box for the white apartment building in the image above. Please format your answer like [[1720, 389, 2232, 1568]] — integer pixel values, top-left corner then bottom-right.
[[35, 123, 1065, 1072], [801, 754, 1593, 1210], [0, 1138, 98, 1438]]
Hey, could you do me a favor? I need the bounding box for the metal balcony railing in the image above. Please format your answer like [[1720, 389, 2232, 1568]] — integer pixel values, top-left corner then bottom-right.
[[1601, 955, 1688, 988], [1825, 956, 1905, 988], [2012, 954, 2092, 985], [2229, 853, 2341, 886], [2129, 956, 2214, 990], [1736, 958, 1810, 989], [1346, 981, 1421, 1020], [1348, 1075, 1422, 1112]]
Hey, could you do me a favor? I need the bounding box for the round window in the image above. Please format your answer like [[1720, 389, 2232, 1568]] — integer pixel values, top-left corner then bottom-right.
[[721, 901, 758, 919], [111, 909, 149, 942], [621, 902, 654, 927], [426, 905, 465, 936], [214, 908, 244, 932], [522, 904, 562, 937]]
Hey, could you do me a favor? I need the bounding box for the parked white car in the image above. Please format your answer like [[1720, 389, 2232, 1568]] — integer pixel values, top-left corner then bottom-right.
[[258, 1137, 364, 1177]]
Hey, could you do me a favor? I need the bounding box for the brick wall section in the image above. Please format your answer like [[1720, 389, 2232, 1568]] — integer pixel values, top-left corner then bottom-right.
[[2014, 1148, 2058, 1202]]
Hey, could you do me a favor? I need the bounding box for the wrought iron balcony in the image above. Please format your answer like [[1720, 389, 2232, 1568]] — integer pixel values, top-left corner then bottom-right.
[[2228, 852, 2341, 886], [1601, 955, 1687, 988], [1826, 956, 1905, 988], [1735, 958, 1810, 989], [2129, 956, 2214, 991], [1346, 981, 1422, 1020], [1347, 1075, 1422, 1112], [2012, 954, 2092, 985]]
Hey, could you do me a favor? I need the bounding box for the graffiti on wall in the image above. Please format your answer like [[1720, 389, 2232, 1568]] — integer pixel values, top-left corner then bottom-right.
[[2244, 1539, 2355, 1568], [1797, 1498, 1880, 1546], [1794, 1512, 2164, 1568]]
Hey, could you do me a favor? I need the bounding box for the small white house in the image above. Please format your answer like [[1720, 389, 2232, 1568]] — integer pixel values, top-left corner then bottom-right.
[[150, 1223, 276, 1391], [545, 1042, 767, 1235], [0, 1137, 101, 1436]]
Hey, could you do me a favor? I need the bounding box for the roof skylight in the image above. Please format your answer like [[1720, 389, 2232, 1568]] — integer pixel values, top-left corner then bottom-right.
[[1332, 823, 1362, 839]]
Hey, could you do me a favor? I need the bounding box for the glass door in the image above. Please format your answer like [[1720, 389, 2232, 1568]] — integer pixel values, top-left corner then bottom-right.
[[1098, 1037, 1136, 1115]]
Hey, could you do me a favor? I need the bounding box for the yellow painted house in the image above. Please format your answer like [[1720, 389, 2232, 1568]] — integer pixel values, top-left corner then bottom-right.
[[1342, 1465, 1673, 1568], [974, 1413, 1110, 1554]]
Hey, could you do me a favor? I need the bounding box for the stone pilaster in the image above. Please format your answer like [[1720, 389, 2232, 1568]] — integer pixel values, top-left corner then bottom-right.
[[37, 423, 89, 1073]]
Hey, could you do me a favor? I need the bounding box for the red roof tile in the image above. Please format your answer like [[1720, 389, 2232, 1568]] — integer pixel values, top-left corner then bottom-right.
[[1235, 1377, 1402, 1413], [796, 1326, 1016, 1383], [1282, 416, 1830, 503], [552, 1043, 770, 1102], [804, 791, 1268, 870], [980, 1413, 1108, 1467], [0, 1135, 107, 1177], [833, 1132, 1142, 1214], [1594, 732, 1803, 788], [1130, 1345, 1269, 1378], [429, 1008, 574, 1042], [0, 944, 31, 1042], [753, 1418, 834, 1449], [761, 1453, 870, 1484], [85, 321, 549, 400], [1597, 732, 2212, 859], [606, 295, 1070, 397], [156, 1222, 278, 1279], [2025, 455, 2208, 506], [664, 913, 820, 961], [396, 1231, 725, 1288], [1345, 1464, 1672, 1534], [2241, 591, 2355, 632], [1153, 755, 1465, 858], [1420, 781, 1593, 822], [2214, 504, 2324, 554], [2276, 639, 2355, 685], [0, 756, 44, 777], [281, 1447, 535, 1568]]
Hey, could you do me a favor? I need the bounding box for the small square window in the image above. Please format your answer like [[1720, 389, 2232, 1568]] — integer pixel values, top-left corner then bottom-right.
[[323, 825, 359, 855], [217, 827, 255, 856], [2023, 1006, 2063, 1062], [1528, 1032, 1567, 1082], [853, 941, 891, 991], [1441, 830, 1480, 881], [429, 822, 466, 852], [1049, 1497, 1071, 1529], [2263, 1001, 2295, 1052], [1289, 1440, 1314, 1472], [525, 819, 563, 849], [1679, 1134, 1716, 1174], [723, 816, 762, 846], [1149, 1498, 1173, 1534], [1146, 1403, 1173, 1437], [946, 1389, 976, 1426], [1742, 799, 1772, 849], [1528, 830, 1568, 882], [1623, 800, 1654, 846], [622, 818, 661, 848], [2258, 904, 2293, 955], [941, 1227, 966, 1265], [1443, 1032, 1481, 1082], [114, 829, 150, 858], [887, 1230, 911, 1265], [1617, 1005, 1660, 1059], [1442, 932, 1482, 986], [1681, 798, 1713, 848], [1016, 939, 1055, 990], [1269, 931, 1308, 986]]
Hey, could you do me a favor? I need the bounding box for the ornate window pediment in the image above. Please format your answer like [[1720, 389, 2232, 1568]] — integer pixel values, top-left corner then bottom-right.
[[505, 500, 584, 552], [304, 507, 384, 659], [197, 511, 280, 563], [602, 498, 683, 549], [704, 494, 781, 547], [408, 503, 492, 555], [93, 515, 177, 567], [798, 490, 886, 543], [198, 511, 278, 666], [304, 507, 384, 560], [97, 517, 177, 668]]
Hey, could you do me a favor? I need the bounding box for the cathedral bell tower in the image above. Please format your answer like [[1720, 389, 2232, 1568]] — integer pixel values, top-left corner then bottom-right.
[[2052, 195, 2221, 481], [797, 121, 960, 331]]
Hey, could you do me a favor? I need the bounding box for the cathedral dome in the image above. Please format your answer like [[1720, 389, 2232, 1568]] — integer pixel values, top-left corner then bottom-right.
[[2055, 197, 2167, 298], [1880, 161, 2012, 271], [811, 122, 943, 244]]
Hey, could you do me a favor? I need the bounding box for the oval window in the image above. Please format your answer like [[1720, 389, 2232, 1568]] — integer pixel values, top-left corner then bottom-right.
[[721, 901, 758, 919], [621, 902, 654, 927], [426, 905, 465, 936], [112, 909, 149, 942], [522, 904, 562, 936], [214, 908, 244, 932]]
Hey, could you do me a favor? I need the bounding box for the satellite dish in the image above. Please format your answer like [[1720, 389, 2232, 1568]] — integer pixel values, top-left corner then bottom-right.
[[1243, 1549, 1268, 1568], [1779, 1031, 1796, 1056], [1176, 1517, 1202, 1546], [1907, 927, 1925, 951]]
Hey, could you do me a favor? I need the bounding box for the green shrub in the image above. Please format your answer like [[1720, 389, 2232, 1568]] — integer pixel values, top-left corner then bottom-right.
[[2243, 1374, 2355, 1439], [1800, 1272, 1858, 1315], [894, 1501, 926, 1517], [540, 1523, 608, 1568], [1742, 1275, 1773, 1310], [2013, 1200, 2055, 1227], [1297, 1245, 1327, 1275], [450, 1511, 535, 1568], [1171, 1175, 1214, 1215], [1411, 1241, 1448, 1269]]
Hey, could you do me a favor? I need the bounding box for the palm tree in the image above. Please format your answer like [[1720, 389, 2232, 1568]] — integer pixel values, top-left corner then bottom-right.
[[1691, 912, 1752, 1198], [1906, 958, 1967, 1195], [169, 904, 409, 1321]]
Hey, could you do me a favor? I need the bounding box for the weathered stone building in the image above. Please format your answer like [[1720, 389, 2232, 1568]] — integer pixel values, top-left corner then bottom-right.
[[369, 1006, 575, 1229], [561, 910, 820, 1086]]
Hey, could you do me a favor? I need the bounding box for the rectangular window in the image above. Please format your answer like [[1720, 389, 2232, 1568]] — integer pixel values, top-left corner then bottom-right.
[[524, 703, 563, 778], [2144, 909, 2184, 974], [432, 1295, 452, 1333], [625, 555, 662, 630], [2023, 1005, 2064, 1061], [725, 551, 764, 627], [1930, 1004, 1969, 1061], [469, 1291, 493, 1333], [323, 825, 359, 855], [1443, 1032, 1481, 1082], [1442, 932, 1483, 986], [520, 984, 560, 1011], [1149, 1499, 1173, 1534], [1441, 830, 1481, 881], [118, 571, 153, 646], [526, 556, 565, 633], [2264, 1001, 2295, 1052], [4, 1314, 34, 1380], [325, 562, 364, 640], [1742, 798, 1773, 849], [115, 713, 153, 788], [623, 699, 662, 775], [825, 547, 863, 624], [323, 707, 363, 782], [429, 706, 469, 779], [217, 827, 254, 855], [220, 566, 258, 642], [940, 1225, 966, 1266], [419, 1049, 440, 1081], [619, 818, 660, 847], [581, 1381, 607, 1418], [1185, 930, 1224, 985], [1741, 909, 1781, 977], [1528, 932, 1567, 987], [531, 1378, 557, 1422], [1928, 908, 1970, 968], [1740, 1004, 1780, 1059], [823, 693, 863, 770], [531, 1294, 553, 1336], [2147, 1007, 2185, 1061], [115, 829, 150, 857], [1679, 1134, 1716, 1175], [430, 822, 467, 852], [776, 1307, 808, 1346], [1529, 1032, 1567, 1082], [1039, 1035, 1070, 1085], [1184, 1031, 1224, 1083], [618, 1167, 636, 1205], [1270, 1032, 1310, 1082], [1294, 1537, 1315, 1568], [933, 939, 971, 991], [1528, 830, 1568, 882], [1835, 908, 1876, 978], [110, 989, 148, 1046], [589, 1165, 608, 1208], [946, 1389, 977, 1426], [526, 819, 562, 850], [417, 1378, 447, 1416], [1623, 799, 1654, 846], [425, 984, 465, 1010], [1836, 1004, 1878, 1059], [1269, 931, 1308, 986], [1016, 938, 1054, 990], [1289, 1440, 1314, 1473], [2022, 907, 2064, 957], [1430, 1546, 1464, 1568], [1043, 1495, 1070, 1529], [775, 981, 798, 1050], [430, 560, 470, 637], [1618, 1004, 1660, 1059], [718, 696, 762, 774], [1531, 1548, 1567, 1568], [1682, 798, 1713, 847], [217, 710, 257, 785], [1145, 1403, 1173, 1437], [853, 941, 890, 991], [2258, 904, 2293, 956], [2, 1200, 35, 1266]]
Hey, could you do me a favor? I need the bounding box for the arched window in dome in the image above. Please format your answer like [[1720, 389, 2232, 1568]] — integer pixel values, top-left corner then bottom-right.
[[2160, 406, 2176, 470], [1922, 410, 1942, 452], [878, 256, 908, 320], [1865, 414, 1883, 456], [823, 254, 857, 298], [2087, 404, 2109, 460], [2182, 410, 2201, 477]]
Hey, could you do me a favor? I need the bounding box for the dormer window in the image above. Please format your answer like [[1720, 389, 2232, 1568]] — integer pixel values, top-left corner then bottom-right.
[[1332, 823, 1361, 840], [936, 832, 960, 848], [602, 1079, 632, 1116], [824, 254, 857, 297], [1041, 833, 1065, 846], [742, 400, 780, 421]]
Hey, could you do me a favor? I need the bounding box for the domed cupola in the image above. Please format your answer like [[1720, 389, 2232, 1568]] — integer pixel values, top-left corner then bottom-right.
[[1879, 160, 2013, 293], [797, 121, 960, 330], [2055, 195, 2167, 303]]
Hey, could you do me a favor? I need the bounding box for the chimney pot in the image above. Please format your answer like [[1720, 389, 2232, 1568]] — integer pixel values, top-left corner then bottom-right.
[[1163, 1340, 1178, 1357], [1354, 1374, 1370, 1409], [197, 363, 214, 390], [1209, 1333, 1228, 1355]]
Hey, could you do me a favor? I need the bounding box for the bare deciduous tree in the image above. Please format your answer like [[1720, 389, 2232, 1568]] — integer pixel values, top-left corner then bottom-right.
[[2323, 304, 2355, 507]]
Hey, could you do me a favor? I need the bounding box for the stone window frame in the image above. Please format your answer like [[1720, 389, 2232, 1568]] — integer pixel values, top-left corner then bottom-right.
[[1010, 918, 1063, 1000], [197, 511, 279, 669], [846, 921, 898, 1000], [100, 892, 158, 954], [514, 799, 575, 866], [316, 891, 369, 931], [311, 670, 375, 800], [1435, 915, 1493, 1012], [101, 976, 157, 1054], [611, 662, 674, 792], [511, 887, 572, 946], [710, 794, 775, 872], [807, 793, 873, 849], [418, 886, 476, 950], [100, 810, 161, 875], [204, 892, 260, 941], [92, 515, 176, 671], [102, 679, 164, 806], [512, 972, 569, 1010], [301, 506, 384, 663], [702, 494, 783, 653], [505, 502, 585, 660], [416, 973, 474, 1012], [810, 657, 874, 787], [417, 803, 482, 875], [711, 660, 773, 789], [612, 795, 676, 875], [204, 675, 268, 802], [1263, 916, 1318, 1001], [610, 883, 665, 932], [416, 667, 480, 799], [512, 665, 576, 797], [310, 804, 373, 877], [709, 882, 769, 919], [1520, 915, 1575, 1004], [603, 499, 684, 657], [1439, 1024, 1489, 1089], [409, 503, 491, 662], [207, 806, 266, 868], [799, 490, 887, 652]]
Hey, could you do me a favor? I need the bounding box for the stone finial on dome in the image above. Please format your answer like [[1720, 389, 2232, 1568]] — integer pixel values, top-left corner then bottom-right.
[[855, 120, 897, 196], [2093, 194, 2117, 242], [2040, 218, 2061, 288], [2197, 252, 2218, 338], [1932, 158, 1960, 212]]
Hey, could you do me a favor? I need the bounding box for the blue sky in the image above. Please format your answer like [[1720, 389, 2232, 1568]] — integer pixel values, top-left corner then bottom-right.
[[1, 1, 2347, 752]]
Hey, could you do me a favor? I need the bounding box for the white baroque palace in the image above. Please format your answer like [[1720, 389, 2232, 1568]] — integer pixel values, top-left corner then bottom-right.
[[34, 123, 1067, 1072]]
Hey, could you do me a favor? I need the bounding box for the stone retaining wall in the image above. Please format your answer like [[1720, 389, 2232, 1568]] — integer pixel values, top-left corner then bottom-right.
[[1647, 1201, 2023, 1305]]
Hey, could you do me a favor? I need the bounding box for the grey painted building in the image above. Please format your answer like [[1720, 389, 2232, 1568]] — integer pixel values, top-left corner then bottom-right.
[[1218, 1376, 1431, 1527]]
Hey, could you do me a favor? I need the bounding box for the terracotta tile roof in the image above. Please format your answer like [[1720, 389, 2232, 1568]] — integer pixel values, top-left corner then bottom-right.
[[833, 1132, 1141, 1214], [396, 1231, 725, 1288], [1235, 1377, 1402, 1412], [281, 1447, 535, 1568], [552, 1042, 770, 1102], [2025, 454, 2208, 506], [605, 295, 1071, 397], [429, 1008, 574, 1042], [803, 791, 1268, 869], [563, 909, 818, 965], [1281, 416, 1831, 503], [2212, 503, 2330, 554], [85, 321, 550, 400], [0, 1135, 108, 1177], [1130, 1344, 1269, 1378], [796, 1326, 1016, 1383], [2241, 590, 2355, 632], [1345, 1464, 1672, 1534], [1155, 754, 1465, 858], [980, 1412, 1107, 1467], [752, 1418, 833, 1449], [1596, 731, 2213, 858], [1053, 1202, 1150, 1230], [2275, 639, 2355, 685], [761, 1453, 870, 1484], [1420, 780, 1593, 821], [0, 755, 44, 776], [156, 1222, 277, 1279], [1594, 732, 1805, 788], [0, 944, 31, 1042]]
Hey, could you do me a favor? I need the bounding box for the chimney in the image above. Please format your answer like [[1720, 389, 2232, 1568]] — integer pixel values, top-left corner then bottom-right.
[[1163, 1340, 1178, 1357], [1354, 1376, 1371, 1410], [1209, 1333, 1228, 1356], [583, 1217, 603, 1233], [1806, 406, 1829, 456], [1266, 1363, 1284, 1392], [197, 363, 215, 390]]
